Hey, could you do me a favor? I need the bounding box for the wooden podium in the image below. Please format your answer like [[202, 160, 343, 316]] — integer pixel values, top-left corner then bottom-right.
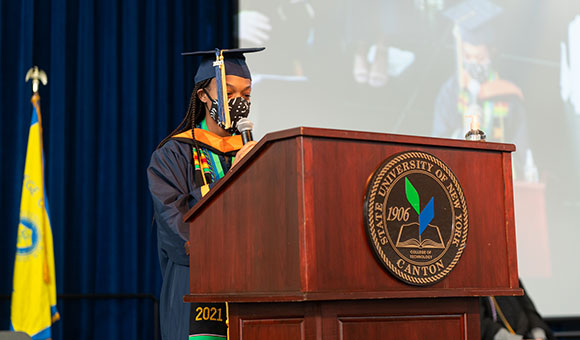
[[184, 127, 522, 340]]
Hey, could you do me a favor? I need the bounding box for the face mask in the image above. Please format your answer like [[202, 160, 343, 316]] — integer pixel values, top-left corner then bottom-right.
[[464, 62, 490, 84], [204, 90, 251, 134]]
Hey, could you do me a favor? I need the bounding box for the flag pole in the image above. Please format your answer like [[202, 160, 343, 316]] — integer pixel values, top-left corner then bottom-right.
[[25, 67, 51, 285]]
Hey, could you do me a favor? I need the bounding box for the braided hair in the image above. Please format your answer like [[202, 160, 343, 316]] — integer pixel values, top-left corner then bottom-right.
[[157, 78, 212, 148], [156, 78, 213, 177]]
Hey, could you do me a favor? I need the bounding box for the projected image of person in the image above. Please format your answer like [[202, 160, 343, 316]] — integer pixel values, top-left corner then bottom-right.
[[147, 48, 262, 340], [432, 0, 532, 177]]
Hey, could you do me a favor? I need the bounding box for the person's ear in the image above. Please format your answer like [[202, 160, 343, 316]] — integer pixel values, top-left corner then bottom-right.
[[197, 88, 207, 103]]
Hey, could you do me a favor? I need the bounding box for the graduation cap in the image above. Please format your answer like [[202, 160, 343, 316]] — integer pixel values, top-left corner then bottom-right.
[[443, 0, 502, 45], [182, 47, 265, 84], [181, 47, 265, 131]]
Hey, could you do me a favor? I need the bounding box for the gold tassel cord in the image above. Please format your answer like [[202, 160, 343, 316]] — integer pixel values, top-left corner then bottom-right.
[[491, 296, 516, 334], [218, 51, 231, 129]]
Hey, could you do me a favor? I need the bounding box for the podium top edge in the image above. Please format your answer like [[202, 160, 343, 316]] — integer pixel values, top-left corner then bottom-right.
[[263, 126, 516, 152], [185, 126, 515, 222]]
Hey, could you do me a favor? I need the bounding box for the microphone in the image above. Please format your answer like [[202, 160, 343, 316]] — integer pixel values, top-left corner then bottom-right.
[[237, 118, 254, 145]]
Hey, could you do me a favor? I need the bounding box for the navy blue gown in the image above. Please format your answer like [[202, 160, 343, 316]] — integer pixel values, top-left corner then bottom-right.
[[148, 130, 239, 340]]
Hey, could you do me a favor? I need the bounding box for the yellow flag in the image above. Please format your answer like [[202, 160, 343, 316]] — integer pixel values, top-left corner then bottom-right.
[[11, 93, 59, 339]]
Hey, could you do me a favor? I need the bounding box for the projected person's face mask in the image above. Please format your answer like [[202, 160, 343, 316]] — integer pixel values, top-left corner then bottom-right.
[[464, 61, 490, 84], [462, 43, 492, 84], [203, 89, 251, 134]]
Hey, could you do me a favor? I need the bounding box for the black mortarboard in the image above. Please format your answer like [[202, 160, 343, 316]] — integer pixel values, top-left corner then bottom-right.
[[444, 0, 502, 45], [182, 47, 265, 84]]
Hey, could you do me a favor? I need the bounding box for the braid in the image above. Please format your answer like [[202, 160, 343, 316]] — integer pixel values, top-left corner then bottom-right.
[[191, 80, 210, 180], [156, 79, 212, 149]]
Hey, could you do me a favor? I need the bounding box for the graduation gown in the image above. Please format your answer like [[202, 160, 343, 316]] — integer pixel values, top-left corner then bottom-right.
[[147, 128, 242, 340]]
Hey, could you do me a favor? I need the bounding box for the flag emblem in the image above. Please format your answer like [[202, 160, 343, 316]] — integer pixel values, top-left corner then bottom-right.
[[16, 219, 40, 255]]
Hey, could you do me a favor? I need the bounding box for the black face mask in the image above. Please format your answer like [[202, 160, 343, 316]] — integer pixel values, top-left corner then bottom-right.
[[464, 62, 490, 84], [203, 89, 251, 134]]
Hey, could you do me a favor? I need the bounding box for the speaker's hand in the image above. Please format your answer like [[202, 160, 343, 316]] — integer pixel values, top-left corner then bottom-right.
[[233, 141, 257, 167]]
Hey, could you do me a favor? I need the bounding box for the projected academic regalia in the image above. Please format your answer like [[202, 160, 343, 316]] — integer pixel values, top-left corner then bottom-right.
[[432, 0, 530, 175], [148, 47, 263, 340]]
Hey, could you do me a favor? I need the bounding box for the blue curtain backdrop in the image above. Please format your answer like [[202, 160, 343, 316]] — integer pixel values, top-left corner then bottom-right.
[[0, 0, 236, 339]]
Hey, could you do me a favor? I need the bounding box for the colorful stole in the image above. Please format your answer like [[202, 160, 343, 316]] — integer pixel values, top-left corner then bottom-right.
[[195, 122, 223, 196], [172, 121, 242, 196], [457, 72, 510, 141]]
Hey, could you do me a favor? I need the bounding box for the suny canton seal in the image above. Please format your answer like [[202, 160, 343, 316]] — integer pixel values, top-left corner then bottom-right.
[[364, 151, 469, 286]]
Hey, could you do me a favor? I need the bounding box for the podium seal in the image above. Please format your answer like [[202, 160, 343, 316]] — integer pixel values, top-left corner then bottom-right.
[[364, 151, 469, 286]]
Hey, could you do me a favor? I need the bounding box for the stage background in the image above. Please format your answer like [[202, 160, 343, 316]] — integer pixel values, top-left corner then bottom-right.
[[0, 0, 235, 339]]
